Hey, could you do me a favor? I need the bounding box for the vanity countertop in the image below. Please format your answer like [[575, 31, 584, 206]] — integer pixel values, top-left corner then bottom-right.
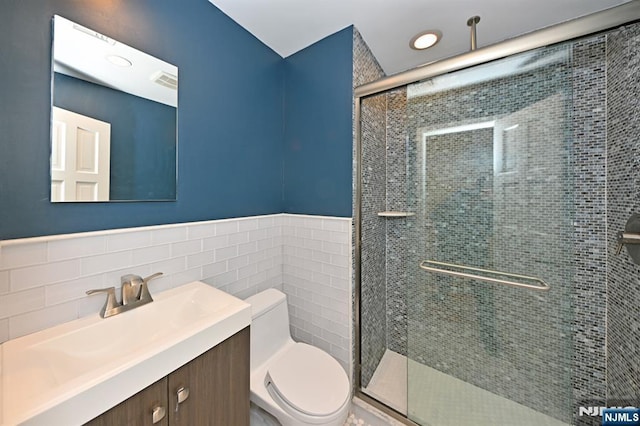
[[0, 281, 251, 426]]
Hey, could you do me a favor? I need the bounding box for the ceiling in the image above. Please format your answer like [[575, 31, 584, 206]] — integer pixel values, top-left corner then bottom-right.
[[209, 0, 630, 75], [54, 15, 178, 107]]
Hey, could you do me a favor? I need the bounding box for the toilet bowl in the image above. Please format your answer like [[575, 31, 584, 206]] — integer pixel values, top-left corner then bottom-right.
[[245, 289, 350, 426]]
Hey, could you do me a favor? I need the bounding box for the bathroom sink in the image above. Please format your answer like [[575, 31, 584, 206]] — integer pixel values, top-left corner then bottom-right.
[[0, 281, 251, 425]]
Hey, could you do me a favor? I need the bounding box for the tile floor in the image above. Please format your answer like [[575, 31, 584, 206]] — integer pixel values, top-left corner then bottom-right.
[[249, 397, 403, 426], [364, 349, 570, 426]]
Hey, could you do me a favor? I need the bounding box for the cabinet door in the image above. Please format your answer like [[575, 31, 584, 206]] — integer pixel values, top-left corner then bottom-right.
[[168, 327, 250, 426], [85, 377, 168, 426]]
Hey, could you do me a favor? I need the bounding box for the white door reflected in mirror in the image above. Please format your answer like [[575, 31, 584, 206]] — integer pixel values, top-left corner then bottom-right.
[[51, 107, 111, 202]]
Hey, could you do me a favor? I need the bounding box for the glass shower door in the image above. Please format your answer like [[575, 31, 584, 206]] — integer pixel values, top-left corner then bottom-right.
[[405, 44, 575, 426]]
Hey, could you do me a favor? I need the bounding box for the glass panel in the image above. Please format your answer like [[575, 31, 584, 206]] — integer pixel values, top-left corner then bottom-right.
[[359, 91, 403, 410], [405, 43, 575, 425]]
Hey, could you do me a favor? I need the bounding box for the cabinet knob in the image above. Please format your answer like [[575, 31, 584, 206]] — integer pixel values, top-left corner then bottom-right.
[[175, 386, 190, 412], [152, 405, 166, 424]]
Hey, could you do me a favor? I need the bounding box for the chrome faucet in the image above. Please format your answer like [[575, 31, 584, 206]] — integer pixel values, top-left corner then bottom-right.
[[86, 272, 163, 318], [121, 272, 163, 305]]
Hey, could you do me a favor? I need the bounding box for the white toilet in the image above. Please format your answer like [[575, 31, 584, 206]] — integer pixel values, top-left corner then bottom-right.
[[245, 289, 351, 426]]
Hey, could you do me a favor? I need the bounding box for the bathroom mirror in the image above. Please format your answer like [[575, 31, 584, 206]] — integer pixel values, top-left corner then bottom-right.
[[50, 15, 178, 202]]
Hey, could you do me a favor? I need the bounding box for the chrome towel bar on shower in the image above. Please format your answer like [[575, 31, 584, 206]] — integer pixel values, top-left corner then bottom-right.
[[419, 260, 551, 291]]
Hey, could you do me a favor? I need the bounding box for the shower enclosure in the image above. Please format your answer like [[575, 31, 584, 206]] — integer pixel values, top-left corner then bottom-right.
[[355, 3, 640, 426]]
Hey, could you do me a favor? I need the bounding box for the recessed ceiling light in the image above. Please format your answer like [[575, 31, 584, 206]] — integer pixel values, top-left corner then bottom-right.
[[410, 30, 442, 50], [106, 54, 132, 67]]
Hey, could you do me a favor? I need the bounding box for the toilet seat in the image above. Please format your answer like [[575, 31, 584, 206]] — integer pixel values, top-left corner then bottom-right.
[[265, 343, 350, 420]]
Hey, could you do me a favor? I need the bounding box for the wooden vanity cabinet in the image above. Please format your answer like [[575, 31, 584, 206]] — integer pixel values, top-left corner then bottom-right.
[[168, 326, 250, 425], [84, 378, 169, 426], [85, 327, 250, 426]]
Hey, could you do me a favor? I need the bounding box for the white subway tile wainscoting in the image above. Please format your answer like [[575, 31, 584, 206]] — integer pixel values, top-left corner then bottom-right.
[[0, 214, 352, 375], [282, 214, 353, 373]]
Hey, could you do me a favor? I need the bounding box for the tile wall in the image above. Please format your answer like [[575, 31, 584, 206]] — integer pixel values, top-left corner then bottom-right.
[[385, 88, 409, 357], [282, 214, 353, 373], [0, 214, 353, 376], [353, 27, 387, 388], [359, 91, 387, 387], [606, 23, 640, 406], [570, 36, 608, 420]]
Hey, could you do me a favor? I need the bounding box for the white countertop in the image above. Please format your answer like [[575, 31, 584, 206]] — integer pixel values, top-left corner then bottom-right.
[[0, 281, 251, 426]]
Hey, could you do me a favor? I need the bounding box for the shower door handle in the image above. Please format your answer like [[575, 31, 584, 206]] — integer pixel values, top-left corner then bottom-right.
[[419, 260, 551, 291]]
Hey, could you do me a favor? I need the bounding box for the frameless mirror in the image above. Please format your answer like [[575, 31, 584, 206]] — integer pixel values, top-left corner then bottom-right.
[[51, 15, 178, 202]]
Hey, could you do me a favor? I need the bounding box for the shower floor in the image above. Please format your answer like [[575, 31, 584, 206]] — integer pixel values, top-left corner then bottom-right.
[[364, 350, 569, 426]]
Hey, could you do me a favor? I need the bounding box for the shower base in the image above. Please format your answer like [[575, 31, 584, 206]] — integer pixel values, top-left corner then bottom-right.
[[364, 350, 569, 426]]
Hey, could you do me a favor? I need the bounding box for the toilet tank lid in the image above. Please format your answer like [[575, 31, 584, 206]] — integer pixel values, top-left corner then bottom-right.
[[244, 288, 286, 319]]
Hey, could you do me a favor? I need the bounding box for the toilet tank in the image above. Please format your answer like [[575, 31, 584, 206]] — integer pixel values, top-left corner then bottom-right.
[[245, 288, 293, 370]]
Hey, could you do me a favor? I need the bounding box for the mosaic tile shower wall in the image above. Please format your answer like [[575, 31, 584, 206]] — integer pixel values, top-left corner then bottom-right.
[[359, 92, 387, 387], [353, 28, 386, 387], [606, 23, 640, 407], [358, 23, 640, 425], [570, 36, 607, 424], [385, 89, 410, 357]]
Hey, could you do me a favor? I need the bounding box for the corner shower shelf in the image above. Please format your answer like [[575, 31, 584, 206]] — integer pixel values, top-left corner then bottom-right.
[[377, 211, 415, 218]]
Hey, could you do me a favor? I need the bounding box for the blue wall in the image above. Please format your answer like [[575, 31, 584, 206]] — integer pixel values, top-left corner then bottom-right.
[[0, 1, 355, 240], [283, 27, 354, 217], [0, 0, 284, 239]]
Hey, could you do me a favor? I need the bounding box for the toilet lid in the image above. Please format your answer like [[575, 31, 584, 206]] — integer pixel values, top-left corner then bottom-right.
[[266, 343, 350, 417]]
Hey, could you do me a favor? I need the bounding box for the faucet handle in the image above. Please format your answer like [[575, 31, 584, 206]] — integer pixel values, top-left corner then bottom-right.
[[139, 272, 163, 302], [86, 287, 119, 318], [143, 272, 163, 283], [86, 286, 115, 295]]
